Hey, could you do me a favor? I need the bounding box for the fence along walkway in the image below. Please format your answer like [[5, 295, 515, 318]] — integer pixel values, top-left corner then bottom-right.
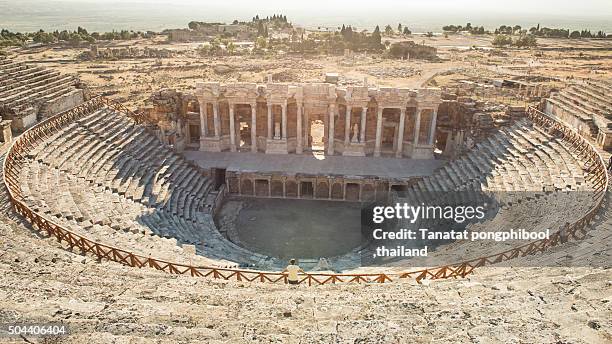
[[2, 97, 609, 285]]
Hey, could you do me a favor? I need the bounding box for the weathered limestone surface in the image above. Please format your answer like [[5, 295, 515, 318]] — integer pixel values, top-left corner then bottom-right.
[[0, 56, 85, 130], [0, 209, 610, 343], [17, 106, 279, 269], [545, 79, 612, 149], [191, 82, 441, 158]]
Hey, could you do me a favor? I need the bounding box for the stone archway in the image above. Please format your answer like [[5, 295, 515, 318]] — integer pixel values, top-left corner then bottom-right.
[[185, 99, 201, 145], [235, 104, 254, 152], [309, 119, 325, 152]]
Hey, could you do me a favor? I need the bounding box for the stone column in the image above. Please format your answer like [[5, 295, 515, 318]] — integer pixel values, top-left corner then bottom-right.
[[199, 99, 207, 137], [360, 106, 367, 143], [296, 102, 303, 154], [303, 109, 309, 148], [251, 103, 257, 152], [396, 107, 406, 158], [413, 108, 422, 147], [281, 102, 287, 139], [344, 105, 352, 146], [374, 107, 383, 157], [328, 103, 335, 155], [428, 108, 438, 146], [267, 103, 273, 140], [213, 101, 220, 138], [229, 103, 236, 152]]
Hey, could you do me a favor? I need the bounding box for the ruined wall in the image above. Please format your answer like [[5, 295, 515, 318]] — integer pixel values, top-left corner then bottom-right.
[[40, 89, 85, 119]]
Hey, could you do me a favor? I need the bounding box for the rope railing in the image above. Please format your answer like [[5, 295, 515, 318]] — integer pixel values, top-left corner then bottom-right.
[[2, 99, 608, 285]]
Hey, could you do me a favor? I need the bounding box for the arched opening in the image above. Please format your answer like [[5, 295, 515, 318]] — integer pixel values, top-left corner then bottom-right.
[[186, 99, 201, 144]]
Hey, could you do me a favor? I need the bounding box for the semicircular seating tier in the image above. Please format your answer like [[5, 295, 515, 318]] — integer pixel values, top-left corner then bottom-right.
[[10, 98, 604, 275], [17, 103, 283, 269], [334, 119, 598, 271], [0, 56, 84, 130]]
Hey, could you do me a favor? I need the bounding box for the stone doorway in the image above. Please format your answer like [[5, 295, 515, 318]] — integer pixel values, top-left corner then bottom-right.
[[300, 181, 314, 198], [346, 183, 360, 201], [381, 109, 400, 156], [189, 124, 200, 144], [309, 119, 325, 152], [235, 104, 253, 152]]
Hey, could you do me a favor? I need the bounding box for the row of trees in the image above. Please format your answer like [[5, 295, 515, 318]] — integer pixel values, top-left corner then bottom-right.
[[187, 21, 223, 31], [1, 27, 147, 47], [336, 25, 384, 51], [444, 23, 608, 39], [568, 30, 607, 39], [0, 29, 27, 47], [528, 24, 607, 38], [252, 14, 289, 23], [202, 23, 388, 56], [492, 34, 537, 48], [380, 24, 412, 36], [251, 14, 292, 30], [496, 24, 608, 39], [443, 23, 486, 35]]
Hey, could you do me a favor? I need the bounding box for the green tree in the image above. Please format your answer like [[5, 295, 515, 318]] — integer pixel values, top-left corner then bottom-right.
[[370, 26, 382, 49], [188, 21, 200, 30], [384, 24, 393, 35], [33, 30, 55, 44], [492, 34, 512, 47], [512, 34, 537, 48], [255, 36, 267, 49], [227, 42, 236, 55], [570, 31, 581, 39], [68, 32, 82, 46]]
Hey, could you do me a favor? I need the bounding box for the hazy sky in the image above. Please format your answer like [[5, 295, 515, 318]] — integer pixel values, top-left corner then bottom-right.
[[1, 0, 611, 32], [56, 0, 611, 17]]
